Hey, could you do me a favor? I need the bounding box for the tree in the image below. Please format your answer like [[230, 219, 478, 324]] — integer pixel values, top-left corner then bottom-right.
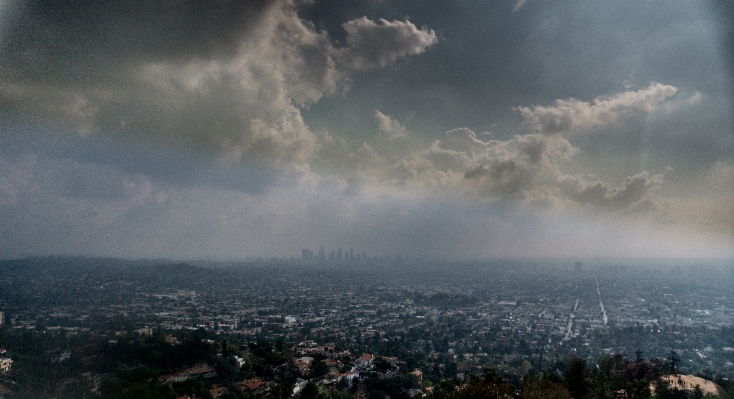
[[310, 360, 330, 379], [668, 352, 680, 375], [374, 357, 392, 373], [271, 382, 292, 399], [592, 357, 617, 399], [627, 362, 653, 383], [563, 358, 591, 399], [455, 368, 514, 399], [275, 336, 288, 352], [302, 382, 320, 399], [691, 385, 704, 399], [629, 380, 652, 399], [522, 375, 574, 399], [216, 355, 240, 383], [369, 389, 388, 399], [405, 357, 418, 371], [654, 379, 687, 399]]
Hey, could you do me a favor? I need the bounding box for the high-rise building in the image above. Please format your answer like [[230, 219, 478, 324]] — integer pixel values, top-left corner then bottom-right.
[[574, 261, 583, 272], [302, 249, 314, 261]]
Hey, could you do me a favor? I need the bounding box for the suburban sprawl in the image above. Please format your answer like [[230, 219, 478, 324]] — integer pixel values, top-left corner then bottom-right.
[[0, 257, 731, 399]]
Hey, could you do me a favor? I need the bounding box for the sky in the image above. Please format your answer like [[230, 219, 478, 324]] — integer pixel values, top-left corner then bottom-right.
[[0, 0, 732, 260]]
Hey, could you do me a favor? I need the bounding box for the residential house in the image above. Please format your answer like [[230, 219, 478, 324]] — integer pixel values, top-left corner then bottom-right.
[[355, 354, 374, 370]]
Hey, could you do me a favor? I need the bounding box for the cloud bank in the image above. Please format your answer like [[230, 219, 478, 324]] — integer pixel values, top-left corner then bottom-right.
[[0, 0, 730, 259], [345, 85, 679, 214], [0, 0, 436, 167]]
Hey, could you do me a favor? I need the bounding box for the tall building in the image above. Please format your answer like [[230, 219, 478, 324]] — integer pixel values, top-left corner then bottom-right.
[[574, 261, 583, 272], [302, 249, 314, 261]]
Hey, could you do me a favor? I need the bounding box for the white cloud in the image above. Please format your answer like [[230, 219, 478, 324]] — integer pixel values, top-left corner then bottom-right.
[[375, 128, 575, 199], [351, 125, 666, 213], [560, 171, 664, 210], [375, 110, 408, 140], [516, 83, 678, 135], [340, 17, 437, 70]]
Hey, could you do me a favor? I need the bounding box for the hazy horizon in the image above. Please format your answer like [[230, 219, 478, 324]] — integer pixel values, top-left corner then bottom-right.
[[3, 255, 733, 269]]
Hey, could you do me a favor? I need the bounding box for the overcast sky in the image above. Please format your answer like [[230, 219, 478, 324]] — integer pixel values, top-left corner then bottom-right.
[[0, 0, 732, 260]]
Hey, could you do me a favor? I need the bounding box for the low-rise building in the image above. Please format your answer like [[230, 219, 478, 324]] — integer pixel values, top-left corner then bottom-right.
[[0, 358, 12, 373]]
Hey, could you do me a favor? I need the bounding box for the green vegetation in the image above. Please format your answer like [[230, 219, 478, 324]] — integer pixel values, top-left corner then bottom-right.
[[0, 324, 729, 399]]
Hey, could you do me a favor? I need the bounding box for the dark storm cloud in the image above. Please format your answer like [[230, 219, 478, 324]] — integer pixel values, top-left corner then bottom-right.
[[0, 0, 437, 167], [0, 1, 275, 84], [1, 0, 318, 163]]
